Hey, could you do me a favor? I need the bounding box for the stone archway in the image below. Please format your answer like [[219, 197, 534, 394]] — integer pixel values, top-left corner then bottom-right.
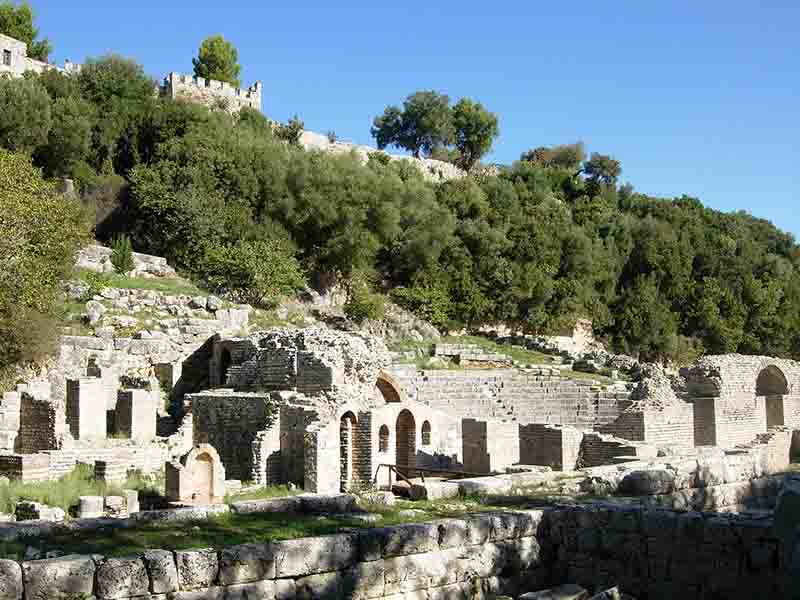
[[376, 371, 404, 403], [165, 443, 226, 505], [191, 453, 214, 504], [757, 365, 788, 428], [396, 409, 416, 478], [340, 411, 358, 491]]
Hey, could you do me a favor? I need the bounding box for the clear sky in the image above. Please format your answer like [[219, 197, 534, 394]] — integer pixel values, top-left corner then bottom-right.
[[32, 1, 800, 236]]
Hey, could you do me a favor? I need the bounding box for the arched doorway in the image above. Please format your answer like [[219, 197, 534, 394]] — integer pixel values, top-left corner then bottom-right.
[[218, 348, 232, 387], [757, 366, 788, 428], [396, 409, 416, 478], [340, 412, 358, 491]]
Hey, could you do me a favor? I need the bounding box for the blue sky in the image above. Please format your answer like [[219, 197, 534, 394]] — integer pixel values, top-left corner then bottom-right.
[[33, 1, 799, 236]]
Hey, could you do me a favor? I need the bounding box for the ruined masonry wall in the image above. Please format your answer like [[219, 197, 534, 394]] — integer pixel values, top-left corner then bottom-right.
[[4, 505, 794, 600], [519, 424, 583, 471], [191, 392, 275, 480]]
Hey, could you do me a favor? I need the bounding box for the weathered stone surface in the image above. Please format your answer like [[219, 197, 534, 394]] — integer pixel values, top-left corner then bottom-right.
[[143, 549, 179, 594], [456, 476, 513, 495], [297, 493, 358, 514], [218, 543, 276, 584], [95, 556, 149, 599], [0, 560, 21, 600], [230, 496, 302, 514], [78, 495, 104, 519], [520, 584, 589, 600], [618, 469, 675, 495], [22, 554, 95, 600], [409, 481, 460, 501], [176, 548, 219, 590], [273, 534, 359, 578], [172, 580, 274, 600], [587, 587, 621, 600]]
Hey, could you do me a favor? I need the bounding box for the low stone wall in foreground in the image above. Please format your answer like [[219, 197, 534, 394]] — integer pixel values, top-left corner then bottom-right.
[[5, 497, 800, 600]]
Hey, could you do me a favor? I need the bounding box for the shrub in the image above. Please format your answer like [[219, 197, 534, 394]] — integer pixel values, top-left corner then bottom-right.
[[275, 115, 304, 145], [0, 150, 89, 377], [344, 273, 386, 323], [199, 240, 306, 308], [0, 76, 52, 153], [80, 271, 109, 301], [110, 234, 134, 274]]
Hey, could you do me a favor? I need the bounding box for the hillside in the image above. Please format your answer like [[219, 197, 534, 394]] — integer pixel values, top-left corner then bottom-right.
[[2, 49, 800, 371]]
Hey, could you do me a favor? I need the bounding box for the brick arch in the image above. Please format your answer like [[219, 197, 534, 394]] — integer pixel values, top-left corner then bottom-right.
[[376, 371, 404, 403]]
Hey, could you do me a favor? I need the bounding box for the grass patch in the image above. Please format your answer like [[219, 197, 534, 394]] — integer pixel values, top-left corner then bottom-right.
[[74, 269, 207, 296], [0, 465, 163, 516], [226, 485, 299, 503]]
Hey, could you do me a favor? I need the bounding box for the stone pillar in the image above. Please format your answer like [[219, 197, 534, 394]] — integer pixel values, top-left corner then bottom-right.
[[0, 391, 21, 451], [66, 378, 107, 440], [115, 389, 157, 441]]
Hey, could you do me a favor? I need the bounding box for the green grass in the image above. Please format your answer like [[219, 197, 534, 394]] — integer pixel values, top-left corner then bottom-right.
[[0, 465, 163, 517], [226, 485, 299, 503], [74, 268, 208, 296]]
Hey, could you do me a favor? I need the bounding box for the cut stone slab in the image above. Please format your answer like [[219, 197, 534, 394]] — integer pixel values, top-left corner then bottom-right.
[[588, 587, 622, 600], [143, 549, 179, 594], [22, 554, 95, 600], [95, 556, 149, 599], [520, 584, 589, 600], [0, 559, 22, 600], [78, 495, 104, 519], [618, 469, 675, 495], [176, 548, 219, 590], [456, 476, 513, 495], [409, 480, 461, 501]]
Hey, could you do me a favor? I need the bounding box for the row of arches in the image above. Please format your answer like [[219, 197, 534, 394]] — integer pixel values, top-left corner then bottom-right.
[[339, 409, 434, 491]]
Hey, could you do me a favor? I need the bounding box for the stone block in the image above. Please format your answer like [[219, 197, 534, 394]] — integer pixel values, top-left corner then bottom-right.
[[124, 489, 139, 515], [370, 523, 439, 559], [218, 543, 276, 584], [115, 389, 157, 441], [519, 584, 589, 600], [78, 495, 104, 519], [409, 481, 460, 501], [297, 493, 357, 513], [456, 476, 513, 495], [618, 470, 675, 495], [230, 496, 302, 514], [0, 560, 21, 600], [273, 534, 359, 578], [95, 556, 149, 599], [143, 549, 178, 594], [22, 554, 95, 600], [176, 548, 219, 590]]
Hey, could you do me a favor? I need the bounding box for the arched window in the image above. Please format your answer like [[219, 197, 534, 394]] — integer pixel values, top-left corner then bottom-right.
[[379, 425, 390, 453], [421, 421, 431, 446]]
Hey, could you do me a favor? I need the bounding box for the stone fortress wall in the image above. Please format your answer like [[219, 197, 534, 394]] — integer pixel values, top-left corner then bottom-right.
[[160, 72, 262, 114]]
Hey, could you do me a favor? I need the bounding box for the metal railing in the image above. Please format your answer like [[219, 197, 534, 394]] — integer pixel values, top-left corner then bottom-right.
[[372, 463, 488, 489]]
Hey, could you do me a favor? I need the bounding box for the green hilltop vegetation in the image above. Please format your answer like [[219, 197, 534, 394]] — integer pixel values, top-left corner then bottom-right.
[[2, 3, 800, 379]]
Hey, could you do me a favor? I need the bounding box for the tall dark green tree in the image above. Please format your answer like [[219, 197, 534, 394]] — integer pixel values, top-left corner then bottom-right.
[[371, 91, 454, 158], [451, 98, 499, 171], [192, 35, 241, 87]]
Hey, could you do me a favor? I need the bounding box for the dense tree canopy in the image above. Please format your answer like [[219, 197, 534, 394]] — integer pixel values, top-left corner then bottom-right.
[[2, 51, 800, 364], [0, 1, 50, 61], [0, 149, 89, 378], [192, 35, 241, 87]]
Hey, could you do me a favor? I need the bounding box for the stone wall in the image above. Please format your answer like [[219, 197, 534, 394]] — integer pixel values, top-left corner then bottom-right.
[[463, 418, 520, 474], [519, 424, 584, 471], [190, 391, 276, 481], [161, 72, 262, 113], [7, 499, 800, 600]]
